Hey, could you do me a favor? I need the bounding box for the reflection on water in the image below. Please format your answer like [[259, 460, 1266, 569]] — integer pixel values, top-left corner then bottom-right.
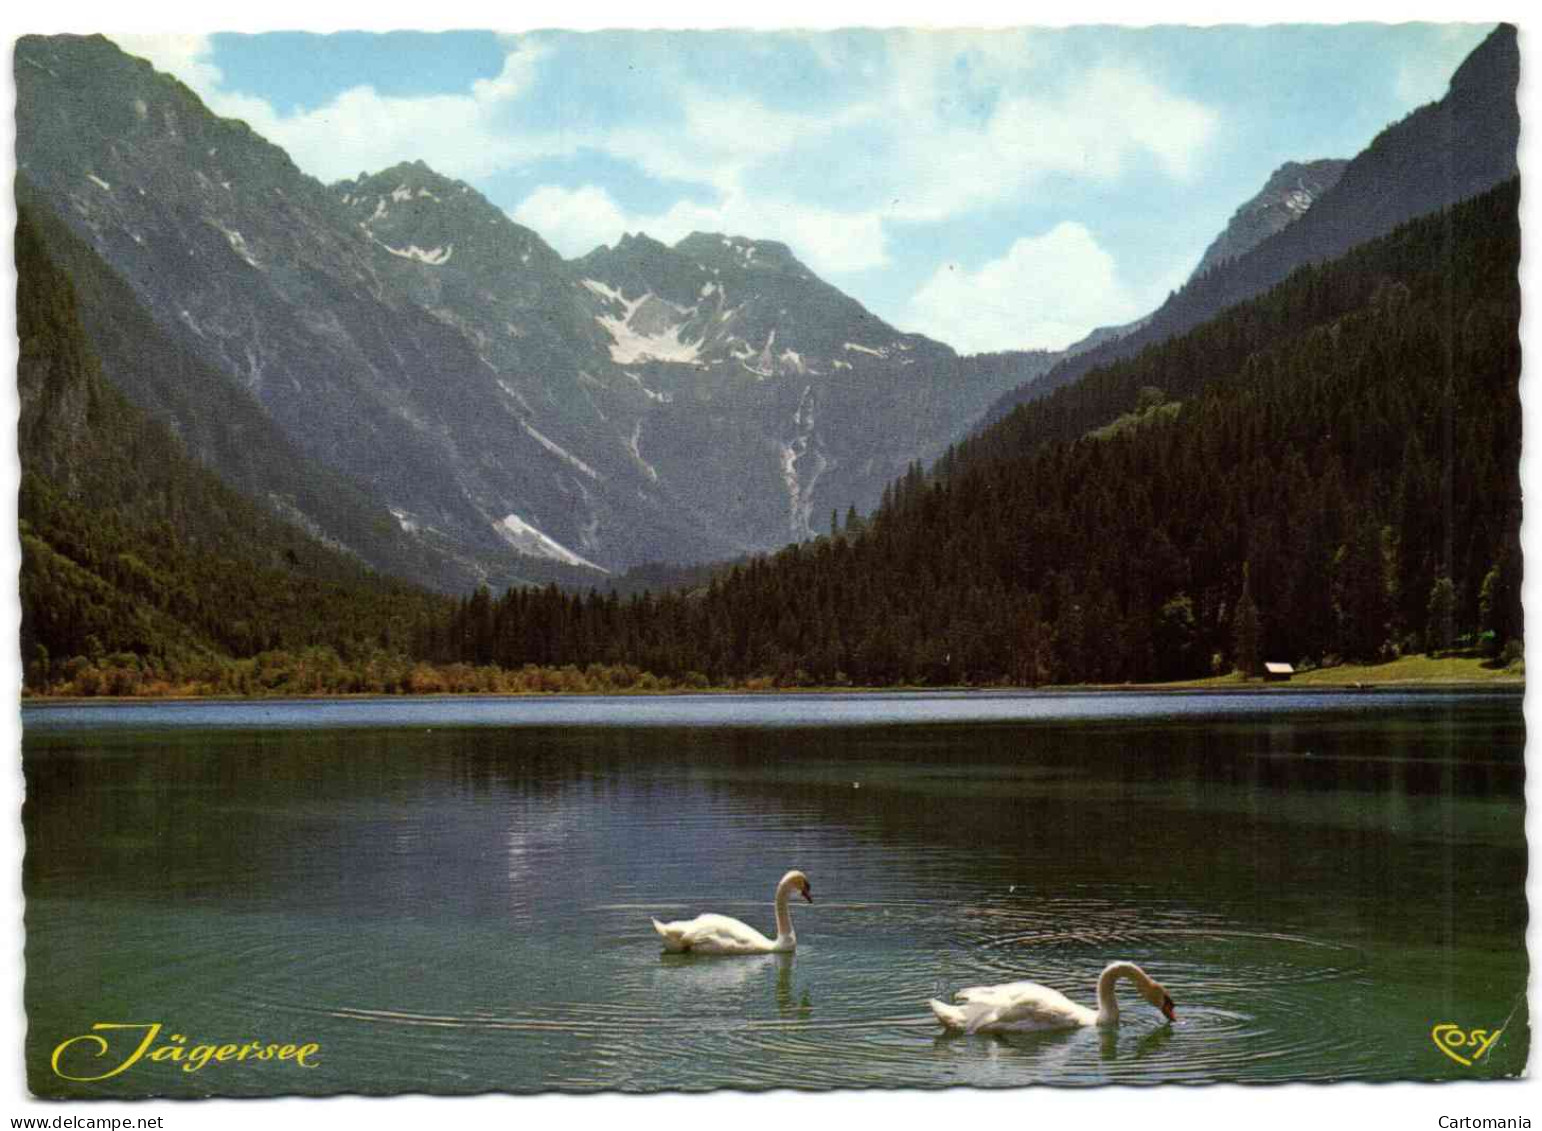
[[22, 691, 1528, 1094]]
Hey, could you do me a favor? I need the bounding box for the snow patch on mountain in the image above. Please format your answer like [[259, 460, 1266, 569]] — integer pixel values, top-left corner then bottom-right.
[[212, 222, 261, 269], [741, 330, 778, 378], [583, 278, 704, 365], [778, 442, 802, 529], [624, 371, 671, 404], [495, 379, 534, 415], [778, 384, 830, 540], [521, 420, 601, 480], [494, 513, 607, 572], [581, 278, 625, 304], [628, 419, 658, 482], [382, 242, 453, 265], [86, 172, 110, 191]]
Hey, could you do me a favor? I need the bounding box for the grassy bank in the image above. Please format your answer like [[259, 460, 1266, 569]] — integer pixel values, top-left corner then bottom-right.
[[1175, 652, 1522, 689]]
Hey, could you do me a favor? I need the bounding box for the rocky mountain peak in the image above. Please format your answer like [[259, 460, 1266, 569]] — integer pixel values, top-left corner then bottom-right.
[[615, 231, 670, 253], [1448, 22, 1518, 101], [335, 158, 567, 282], [674, 231, 802, 275], [1191, 157, 1349, 281], [337, 159, 464, 202]]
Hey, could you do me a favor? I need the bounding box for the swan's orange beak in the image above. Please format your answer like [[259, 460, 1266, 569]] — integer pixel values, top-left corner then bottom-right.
[[1161, 996, 1177, 1023], [802, 887, 814, 903]]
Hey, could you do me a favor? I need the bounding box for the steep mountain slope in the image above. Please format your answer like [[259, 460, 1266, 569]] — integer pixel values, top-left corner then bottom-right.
[[333, 160, 623, 427], [17, 33, 1041, 584], [570, 231, 1044, 543], [992, 21, 1518, 419], [16, 35, 709, 584], [17, 204, 447, 681], [16, 176, 483, 587]]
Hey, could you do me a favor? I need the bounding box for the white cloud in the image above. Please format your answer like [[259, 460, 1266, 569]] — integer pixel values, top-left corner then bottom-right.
[[111, 33, 559, 183], [908, 222, 1169, 353], [108, 31, 1217, 290], [113, 33, 225, 93], [878, 62, 1219, 224], [513, 184, 889, 275], [219, 85, 546, 182], [594, 90, 875, 209], [513, 185, 631, 257], [471, 43, 548, 102], [513, 50, 1217, 268]]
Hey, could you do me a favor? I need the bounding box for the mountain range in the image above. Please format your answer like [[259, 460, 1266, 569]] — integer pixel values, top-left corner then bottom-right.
[[16, 34, 1049, 589], [13, 24, 1520, 598]]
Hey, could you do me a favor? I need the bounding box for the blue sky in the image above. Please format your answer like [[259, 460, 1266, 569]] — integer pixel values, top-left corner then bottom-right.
[[114, 24, 1493, 353]]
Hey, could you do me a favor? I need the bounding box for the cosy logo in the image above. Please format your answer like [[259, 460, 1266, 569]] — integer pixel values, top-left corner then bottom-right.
[[1431, 1022, 1503, 1067], [51, 1022, 321, 1082]]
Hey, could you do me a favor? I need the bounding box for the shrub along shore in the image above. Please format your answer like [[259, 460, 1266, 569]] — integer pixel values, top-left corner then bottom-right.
[[21, 649, 1520, 701]]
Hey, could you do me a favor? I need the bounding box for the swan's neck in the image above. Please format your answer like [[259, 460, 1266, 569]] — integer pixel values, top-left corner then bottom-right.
[[1094, 962, 1145, 1025], [772, 878, 797, 945]]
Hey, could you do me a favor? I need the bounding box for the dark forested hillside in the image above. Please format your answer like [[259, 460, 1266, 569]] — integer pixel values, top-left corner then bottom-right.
[[422, 180, 1522, 686], [17, 205, 451, 692]]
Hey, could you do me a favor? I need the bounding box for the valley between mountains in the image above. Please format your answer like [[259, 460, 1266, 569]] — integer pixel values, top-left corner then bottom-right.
[[13, 26, 1523, 694]]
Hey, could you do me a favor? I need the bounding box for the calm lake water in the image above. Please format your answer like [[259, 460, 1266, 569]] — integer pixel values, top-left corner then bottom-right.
[[21, 691, 1528, 1094]]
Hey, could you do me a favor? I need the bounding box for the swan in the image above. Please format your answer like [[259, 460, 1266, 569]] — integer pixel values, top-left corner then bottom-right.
[[652, 870, 813, 954], [929, 961, 1176, 1034]]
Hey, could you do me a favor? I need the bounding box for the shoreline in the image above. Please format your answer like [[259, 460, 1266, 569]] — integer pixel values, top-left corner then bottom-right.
[[18, 678, 1524, 708]]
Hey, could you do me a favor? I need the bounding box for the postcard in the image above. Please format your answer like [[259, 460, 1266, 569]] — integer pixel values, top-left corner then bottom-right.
[[8, 12, 1529, 1118]]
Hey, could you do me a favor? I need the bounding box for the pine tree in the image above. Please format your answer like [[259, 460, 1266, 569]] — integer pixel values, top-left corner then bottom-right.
[[1233, 563, 1261, 677], [1426, 576, 1457, 654]]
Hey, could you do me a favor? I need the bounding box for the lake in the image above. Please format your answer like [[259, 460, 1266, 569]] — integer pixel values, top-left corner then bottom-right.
[[21, 690, 1528, 1094]]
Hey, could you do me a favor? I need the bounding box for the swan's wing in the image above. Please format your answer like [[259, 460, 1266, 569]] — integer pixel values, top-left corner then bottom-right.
[[656, 913, 774, 953], [955, 980, 1053, 1005], [952, 982, 1093, 1031], [982, 989, 1092, 1031]]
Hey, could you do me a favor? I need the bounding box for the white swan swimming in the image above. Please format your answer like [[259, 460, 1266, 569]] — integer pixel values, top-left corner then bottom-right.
[[929, 961, 1177, 1034], [652, 870, 813, 954]]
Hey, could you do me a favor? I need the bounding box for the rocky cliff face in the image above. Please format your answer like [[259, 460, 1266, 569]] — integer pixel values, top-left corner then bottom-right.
[[1191, 159, 1349, 279], [17, 34, 1038, 586], [18, 35, 654, 587], [572, 231, 984, 544]]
